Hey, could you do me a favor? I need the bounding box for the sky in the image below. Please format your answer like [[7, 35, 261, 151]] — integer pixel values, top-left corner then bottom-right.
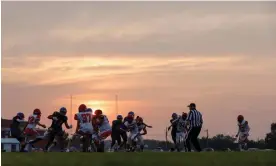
[[1, 1, 276, 140]]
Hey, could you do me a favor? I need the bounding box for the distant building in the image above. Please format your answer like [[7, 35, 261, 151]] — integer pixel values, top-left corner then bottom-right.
[[1, 138, 20, 152]]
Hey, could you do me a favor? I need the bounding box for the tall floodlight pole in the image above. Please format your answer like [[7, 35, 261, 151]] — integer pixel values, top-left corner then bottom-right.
[[165, 127, 168, 150], [205, 129, 209, 148], [64, 94, 75, 134], [69, 94, 76, 134], [70, 94, 73, 132]]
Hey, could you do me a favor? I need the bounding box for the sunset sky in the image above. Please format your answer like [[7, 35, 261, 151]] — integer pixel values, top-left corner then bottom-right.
[[2, 1, 276, 140]]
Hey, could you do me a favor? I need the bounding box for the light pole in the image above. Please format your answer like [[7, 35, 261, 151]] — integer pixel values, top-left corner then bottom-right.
[[65, 94, 76, 134], [205, 129, 209, 148], [70, 95, 73, 129], [165, 127, 168, 150]]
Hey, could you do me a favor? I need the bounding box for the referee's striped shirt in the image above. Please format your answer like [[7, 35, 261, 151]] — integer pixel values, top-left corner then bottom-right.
[[187, 109, 203, 128]]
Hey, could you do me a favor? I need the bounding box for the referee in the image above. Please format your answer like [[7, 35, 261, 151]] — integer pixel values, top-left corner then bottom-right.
[[186, 103, 203, 152]]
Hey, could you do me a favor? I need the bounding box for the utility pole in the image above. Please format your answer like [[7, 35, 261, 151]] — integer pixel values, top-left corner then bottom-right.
[[165, 127, 168, 150], [205, 129, 209, 148], [67, 94, 76, 134], [70, 94, 73, 129]]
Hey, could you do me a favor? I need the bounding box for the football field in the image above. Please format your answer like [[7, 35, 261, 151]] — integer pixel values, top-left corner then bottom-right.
[[2, 152, 276, 166]]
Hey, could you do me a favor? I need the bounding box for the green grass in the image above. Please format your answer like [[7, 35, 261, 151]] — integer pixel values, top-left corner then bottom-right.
[[2, 152, 276, 166]]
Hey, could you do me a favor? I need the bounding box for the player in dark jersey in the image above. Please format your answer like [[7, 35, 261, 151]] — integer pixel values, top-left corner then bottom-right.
[[110, 115, 123, 151], [44, 107, 72, 151], [168, 113, 178, 151], [10, 112, 26, 151]]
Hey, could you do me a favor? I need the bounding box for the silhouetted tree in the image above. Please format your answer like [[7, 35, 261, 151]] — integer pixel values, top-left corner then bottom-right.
[[265, 123, 276, 149]]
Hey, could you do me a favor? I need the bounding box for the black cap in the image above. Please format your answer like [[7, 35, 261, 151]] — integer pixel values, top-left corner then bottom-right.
[[187, 103, 196, 107]]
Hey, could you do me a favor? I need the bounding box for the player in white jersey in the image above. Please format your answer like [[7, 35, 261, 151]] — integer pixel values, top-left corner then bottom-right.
[[72, 104, 93, 152], [24, 109, 46, 137], [236, 115, 250, 151], [23, 109, 46, 151], [74, 105, 93, 134], [121, 113, 139, 152], [136, 116, 152, 152], [91, 109, 111, 152], [175, 112, 188, 152], [93, 109, 112, 138]]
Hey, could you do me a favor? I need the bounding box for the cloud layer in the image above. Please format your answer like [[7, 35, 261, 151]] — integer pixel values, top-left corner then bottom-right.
[[2, 1, 276, 140]]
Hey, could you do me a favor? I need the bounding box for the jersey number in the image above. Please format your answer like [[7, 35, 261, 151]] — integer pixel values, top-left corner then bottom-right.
[[81, 114, 91, 123], [28, 116, 35, 123]]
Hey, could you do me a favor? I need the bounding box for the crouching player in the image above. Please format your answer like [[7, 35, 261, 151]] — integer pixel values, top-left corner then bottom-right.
[[91, 109, 112, 152], [73, 105, 93, 152], [136, 116, 152, 152], [236, 115, 250, 151], [44, 107, 72, 152]]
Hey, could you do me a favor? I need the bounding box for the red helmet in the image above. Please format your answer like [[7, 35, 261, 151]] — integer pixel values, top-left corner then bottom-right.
[[33, 109, 41, 115], [78, 104, 87, 112], [237, 115, 244, 122], [182, 112, 188, 118], [94, 109, 102, 116], [126, 114, 134, 122]]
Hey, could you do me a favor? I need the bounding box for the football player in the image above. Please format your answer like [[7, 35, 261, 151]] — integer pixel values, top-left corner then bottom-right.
[[44, 107, 72, 152], [168, 113, 179, 151], [10, 112, 26, 151], [176, 112, 188, 152], [91, 109, 111, 152], [110, 115, 124, 152], [121, 112, 139, 152], [24, 109, 46, 151], [73, 104, 93, 152], [236, 115, 250, 151], [136, 116, 152, 152]]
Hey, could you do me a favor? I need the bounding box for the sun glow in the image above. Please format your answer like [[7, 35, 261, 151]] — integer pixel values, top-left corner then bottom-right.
[[86, 100, 107, 113]]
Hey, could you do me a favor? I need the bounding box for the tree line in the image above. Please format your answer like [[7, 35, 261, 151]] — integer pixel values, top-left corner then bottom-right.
[[144, 123, 276, 151]]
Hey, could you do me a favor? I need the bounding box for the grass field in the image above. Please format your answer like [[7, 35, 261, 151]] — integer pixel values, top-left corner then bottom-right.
[[2, 152, 276, 166]]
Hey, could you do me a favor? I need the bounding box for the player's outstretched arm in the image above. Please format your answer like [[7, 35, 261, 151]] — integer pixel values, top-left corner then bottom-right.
[[75, 121, 80, 133], [16, 118, 25, 123], [37, 122, 46, 128], [48, 114, 54, 119], [65, 121, 72, 129], [120, 124, 128, 132], [140, 128, 147, 136], [144, 123, 153, 128], [236, 128, 240, 137]]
